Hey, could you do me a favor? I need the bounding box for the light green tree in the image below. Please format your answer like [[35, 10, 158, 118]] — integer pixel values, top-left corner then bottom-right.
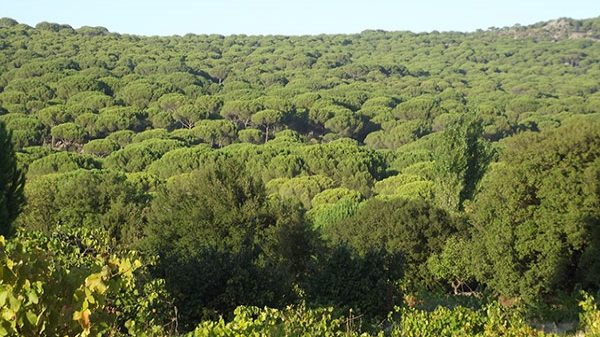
[[433, 115, 492, 212]]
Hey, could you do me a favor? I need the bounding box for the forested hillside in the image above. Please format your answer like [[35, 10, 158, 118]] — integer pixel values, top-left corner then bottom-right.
[[0, 15, 600, 336]]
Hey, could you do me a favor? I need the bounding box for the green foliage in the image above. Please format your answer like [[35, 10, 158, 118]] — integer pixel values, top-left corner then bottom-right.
[[307, 188, 362, 230], [267, 175, 336, 209], [301, 138, 386, 195], [56, 75, 110, 99], [0, 228, 170, 337], [238, 128, 263, 144], [185, 300, 556, 337], [394, 305, 484, 337], [74, 113, 99, 139], [579, 292, 600, 336], [1, 16, 600, 333], [195, 95, 223, 116], [427, 237, 475, 294], [15, 146, 56, 173], [187, 305, 367, 337], [82, 138, 120, 157], [27, 152, 101, 176], [106, 130, 135, 147], [311, 187, 362, 208], [465, 117, 600, 301], [172, 103, 208, 129], [401, 161, 435, 180], [365, 119, 431, 149], [193, 119, 237, 147], [324, 110, 367, 140], [170, 128, 203, 145], [220, 99, 262, 127], [0, 122, 25, 237], [1, 116, 47, 149], [104, 138, 184, 172], [393, 303, 547, 337], [117, 79, 171, 109], [143, 161, 314, 328], [96, 107, 145, 136], [51, 122, 87, 149], [38, 105, 72, 128], [305, 245, 403, 317], [433, 115, 493, 212], [145, 145, 217, 179], [17, 169, 149, 244], [131, 128, 170, 143], [251, 109, 285, 142], [393, 96, 441, 121], [0, 17, 18, 28], [325, 198, 456, 289], [374, 173, 433, 201], [308, 198, 360, 231]]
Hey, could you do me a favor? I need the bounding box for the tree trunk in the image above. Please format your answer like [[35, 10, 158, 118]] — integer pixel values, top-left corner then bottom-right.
[[264, 125, 269, 143], [451, 280, 463, 295]]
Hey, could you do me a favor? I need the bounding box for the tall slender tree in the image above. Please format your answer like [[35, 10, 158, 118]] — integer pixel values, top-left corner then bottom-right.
[[0, 121, 25, 236], [433, 115, 492, 212]]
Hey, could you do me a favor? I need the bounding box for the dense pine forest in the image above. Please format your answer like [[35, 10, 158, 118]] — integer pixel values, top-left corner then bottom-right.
[[0, 15, 600, 336]]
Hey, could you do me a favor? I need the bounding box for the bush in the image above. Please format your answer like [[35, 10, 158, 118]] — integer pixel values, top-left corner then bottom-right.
[[579, 292, 600, 336], [0, 228, 170, 336], [187, 305, 361, 337]]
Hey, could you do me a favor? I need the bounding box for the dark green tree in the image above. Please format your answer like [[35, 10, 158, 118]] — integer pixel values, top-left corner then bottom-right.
[[143, 161, 314, 328], [325, 198, 456, 289], [465, 117, 600, 302], [305, 245, 403, 317], [0, 122, 25, 236]]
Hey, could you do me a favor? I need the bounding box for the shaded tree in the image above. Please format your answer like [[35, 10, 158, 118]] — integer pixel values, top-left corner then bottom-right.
[[251, 109, 285, 143], [325, 198, 456, 289], [143, 161, 314, 328], [0, 122, 25, 236], [465, 117, 600, 302]]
